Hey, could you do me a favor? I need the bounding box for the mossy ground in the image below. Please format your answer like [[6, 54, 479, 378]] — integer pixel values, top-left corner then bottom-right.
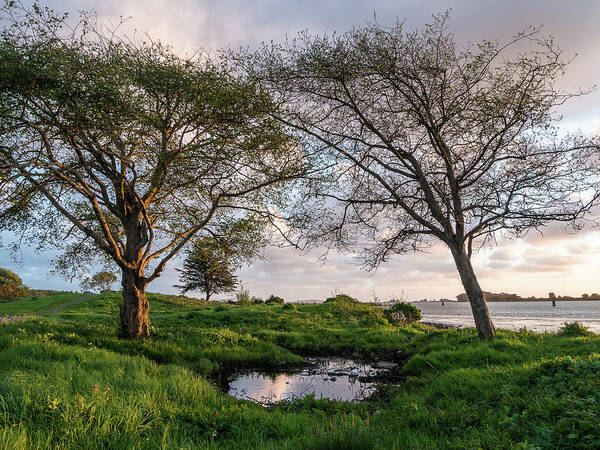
[[1, 292, 599, 449]]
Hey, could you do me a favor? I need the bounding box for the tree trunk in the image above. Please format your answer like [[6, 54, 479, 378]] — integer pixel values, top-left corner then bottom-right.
[[450, 245, 496, 339], [120, 270, 150, 338]]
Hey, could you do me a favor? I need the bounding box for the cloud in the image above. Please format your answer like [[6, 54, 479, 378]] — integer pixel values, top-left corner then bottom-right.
[[3, 0, 600, 301], [516, 250, 581, 274]]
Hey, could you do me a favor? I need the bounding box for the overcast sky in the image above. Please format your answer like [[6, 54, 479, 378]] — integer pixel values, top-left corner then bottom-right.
[[1, 0, 599, 301]]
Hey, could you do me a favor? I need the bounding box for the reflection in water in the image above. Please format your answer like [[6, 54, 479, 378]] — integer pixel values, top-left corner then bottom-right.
[[228, 358, 388, 403]]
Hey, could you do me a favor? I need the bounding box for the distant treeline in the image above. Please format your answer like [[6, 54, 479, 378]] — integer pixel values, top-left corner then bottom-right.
[[29, 290, 71, 297], [456, 292, 600, 302]]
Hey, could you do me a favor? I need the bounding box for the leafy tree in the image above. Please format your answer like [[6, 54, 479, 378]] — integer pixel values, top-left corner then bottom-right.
[[0, 267, 29, 300], [0, 4, 303, 337], [266, 294, 284, 305], [175, 237, 239, 301], [244, 13, 599, 338], [176, 219, 265, 301], [81, 271, 118, 293]]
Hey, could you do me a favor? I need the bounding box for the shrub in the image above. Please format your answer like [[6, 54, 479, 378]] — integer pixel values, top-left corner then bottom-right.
[[326, 297, 386, 326], [251, 296, 264, 304], [29, 289, 65, 297], [0, 268, 30, 300], [200, 327, 258, 345], [385, 302, 422, 325], [235, 288, 251, 306], [266, 294, 284, 305], [559, 322, 593, 337], [324, 293, 358, 304], [282, 303, 297, 311]]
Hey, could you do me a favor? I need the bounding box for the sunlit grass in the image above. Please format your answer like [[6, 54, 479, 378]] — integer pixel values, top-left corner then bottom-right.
[[0, 293, 83, 316], [1, 292, 599, 448]]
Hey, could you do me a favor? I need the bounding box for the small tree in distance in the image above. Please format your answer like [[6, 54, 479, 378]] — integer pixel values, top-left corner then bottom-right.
[[81, 271, 118, 293], [175, 237, 239, 301], [244, 12, 599, 339], [176, 219, 266, 301]]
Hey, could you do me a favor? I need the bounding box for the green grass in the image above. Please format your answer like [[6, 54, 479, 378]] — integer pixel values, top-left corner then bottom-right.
[[0, 292, 83, 315], [1, 292, 599, 448]]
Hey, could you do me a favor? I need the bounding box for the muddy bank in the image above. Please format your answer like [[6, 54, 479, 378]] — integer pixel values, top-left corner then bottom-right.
[[421, 321, 460, 329]]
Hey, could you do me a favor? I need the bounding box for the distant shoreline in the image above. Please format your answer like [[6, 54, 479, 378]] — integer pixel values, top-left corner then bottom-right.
[[454, 299, 600, 303], [294, 298, 600, 305]]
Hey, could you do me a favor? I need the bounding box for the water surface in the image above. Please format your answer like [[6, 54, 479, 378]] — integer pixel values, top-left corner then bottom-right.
[[417, 301, 600, 332], [228, 357, 395, 404]]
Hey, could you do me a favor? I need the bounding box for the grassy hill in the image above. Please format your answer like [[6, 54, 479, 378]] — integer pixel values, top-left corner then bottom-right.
[[0, 292, 82, 315], [1, 292, 599, 448]]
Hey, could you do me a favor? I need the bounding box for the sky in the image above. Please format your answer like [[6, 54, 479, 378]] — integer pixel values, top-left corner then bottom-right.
[[1, 0, 600, 301]]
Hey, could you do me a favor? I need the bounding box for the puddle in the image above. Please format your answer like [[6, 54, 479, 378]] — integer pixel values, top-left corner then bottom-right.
[[227, 357, 399, 404]]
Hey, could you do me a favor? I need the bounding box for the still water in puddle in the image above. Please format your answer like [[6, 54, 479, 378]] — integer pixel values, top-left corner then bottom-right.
[[228, 357, 395, 403]]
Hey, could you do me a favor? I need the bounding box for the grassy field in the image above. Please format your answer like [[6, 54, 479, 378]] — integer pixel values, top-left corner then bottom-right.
[[0, 292, 83, 315], [0, 292, 599, 449]]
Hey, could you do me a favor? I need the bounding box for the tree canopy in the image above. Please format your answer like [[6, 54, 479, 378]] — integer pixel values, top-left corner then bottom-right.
[[0, 267, 29, 300], [174, 218, 264, 300], [175, 237, 239, 301], [0, 3, 304, 337], [81, 271, 118, 293], [243, 13, 599, 338]]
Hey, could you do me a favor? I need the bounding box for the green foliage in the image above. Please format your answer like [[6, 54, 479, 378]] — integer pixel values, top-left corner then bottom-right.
[[0, 2, 302, 336], [80, 271, 117, 293], [0, 267, 29, 300], [199, 327, 258, 345], [235, 287, 251, 306], [282, 302, 297, 311], [176, 238, 239, 300], [29, 289, 68, 297], [266, 294, 285, 305], [559, 321, 593, 337], [251, 296, 264, 304], [326, 298, 388, 327], [324, 293, 358, 304], [385, 302, 422, 325]]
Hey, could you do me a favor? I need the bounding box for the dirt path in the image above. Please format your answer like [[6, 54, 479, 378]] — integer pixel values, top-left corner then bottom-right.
[[0, 294, 96, 323]]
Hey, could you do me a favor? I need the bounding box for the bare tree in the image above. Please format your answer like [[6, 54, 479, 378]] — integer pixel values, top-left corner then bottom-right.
[[0, 3, 304, 337], [244, 13, 599, 338]]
